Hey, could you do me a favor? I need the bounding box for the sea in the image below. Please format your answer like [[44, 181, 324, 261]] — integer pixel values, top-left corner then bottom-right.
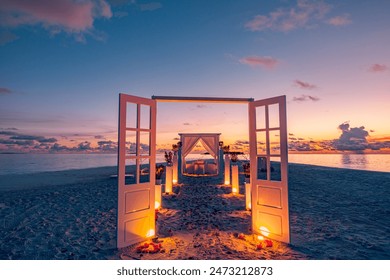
[[0, 153, 389, 176]]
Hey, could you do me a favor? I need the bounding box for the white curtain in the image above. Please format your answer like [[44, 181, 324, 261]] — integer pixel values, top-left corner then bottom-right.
[[199, 136, 218, 158], [181, 134, 219, 159], [182, 136, 200, 158]]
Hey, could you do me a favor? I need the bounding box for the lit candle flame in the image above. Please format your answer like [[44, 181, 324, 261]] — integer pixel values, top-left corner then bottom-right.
[[155, 201, 160, 209], [146, 229, 155, 238]]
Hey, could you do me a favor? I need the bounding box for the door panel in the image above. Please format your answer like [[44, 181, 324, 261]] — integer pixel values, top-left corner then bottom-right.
[[117, 94, 156, 248], [249, 95, 290, 243]]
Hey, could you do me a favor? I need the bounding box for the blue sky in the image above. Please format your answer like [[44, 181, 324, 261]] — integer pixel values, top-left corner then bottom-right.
[[0, 0, 389, 153]]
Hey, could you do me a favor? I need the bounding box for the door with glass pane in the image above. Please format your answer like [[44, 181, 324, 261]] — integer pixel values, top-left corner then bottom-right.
[[117, 94, 156, 248], [249, 95, 290, 243]]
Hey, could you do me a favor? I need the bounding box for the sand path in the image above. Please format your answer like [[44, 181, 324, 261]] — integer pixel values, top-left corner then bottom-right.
[[119, 175, 306, 260]]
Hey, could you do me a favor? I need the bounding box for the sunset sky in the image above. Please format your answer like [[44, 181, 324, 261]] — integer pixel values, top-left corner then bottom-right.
[[0, 0, 389, 153]]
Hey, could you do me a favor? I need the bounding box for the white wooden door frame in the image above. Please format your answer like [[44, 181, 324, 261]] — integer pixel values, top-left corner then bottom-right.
[[117, 93, 156, 248], [117, 94, 290, 248], [248, 95, 290, 243]]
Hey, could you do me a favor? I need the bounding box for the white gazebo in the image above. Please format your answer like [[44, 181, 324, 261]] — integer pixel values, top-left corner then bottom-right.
[[179, 133, 221, 176]]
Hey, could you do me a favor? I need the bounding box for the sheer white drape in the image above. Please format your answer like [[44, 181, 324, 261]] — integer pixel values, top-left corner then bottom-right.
[[182, 136, 201, 158], [199, 136, 217, 157], [180, 133, 220, 175], [180, 134, 220, 159]]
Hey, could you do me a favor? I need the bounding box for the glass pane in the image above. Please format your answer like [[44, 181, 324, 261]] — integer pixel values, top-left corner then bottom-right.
[[270, 130, 280, 155], [256, 106, 265, 130], [126, 103, 137, 129], [139, 131, 150, 156], [140, 105, 150, 129], [268, 104, 280, 129], [125, 159, 137, 185], [270, 157, 282, 181], [256, 131, 266, 155], [139, 158, 150, 183], [257, 156, 267, 180], [126, 131, 137, 155]]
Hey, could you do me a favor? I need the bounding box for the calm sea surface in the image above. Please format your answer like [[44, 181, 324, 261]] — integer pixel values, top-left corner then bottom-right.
[[0, 153, 389, 176]]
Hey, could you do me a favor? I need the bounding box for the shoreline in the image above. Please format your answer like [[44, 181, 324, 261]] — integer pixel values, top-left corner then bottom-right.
[[1, 162, 389, 192], [1, 153, 389, 177]]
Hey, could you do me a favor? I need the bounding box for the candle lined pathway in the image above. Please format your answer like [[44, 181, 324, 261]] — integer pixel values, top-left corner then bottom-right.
[[119, 176, 306, 260]]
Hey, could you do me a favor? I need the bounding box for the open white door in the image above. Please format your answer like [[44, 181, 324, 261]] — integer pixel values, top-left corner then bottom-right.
[[117, 93, 156, 248], [249, 95, 290, 243]]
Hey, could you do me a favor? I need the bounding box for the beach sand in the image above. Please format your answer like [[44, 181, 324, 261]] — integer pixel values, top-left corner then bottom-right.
[[0, 164, 389, 260]]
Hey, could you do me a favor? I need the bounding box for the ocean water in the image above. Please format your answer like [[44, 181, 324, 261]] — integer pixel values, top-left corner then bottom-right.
[[0, 153, 389, 176]]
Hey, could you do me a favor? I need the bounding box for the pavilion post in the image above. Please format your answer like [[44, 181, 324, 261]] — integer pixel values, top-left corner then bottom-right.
[[177, 146, 182, 182], [219, 145, 224, 178]]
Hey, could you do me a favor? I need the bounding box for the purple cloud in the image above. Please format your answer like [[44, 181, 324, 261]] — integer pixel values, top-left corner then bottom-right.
[[239, 56, 279, 69], [245, 0, 331, 32], [327, 14, 352, 26], [292, 95, 320, 102], [0, 0, 112, 41], [294, 80, 317, 90], [368, 64, 388, 73], [334, 122, 369, 151], [0, 87, 12, 95]]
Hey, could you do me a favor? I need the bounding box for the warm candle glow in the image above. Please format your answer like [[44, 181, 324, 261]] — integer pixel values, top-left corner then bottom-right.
[[245, 183, 251, 210], [231, 165, 239, 193], [146, 229, 155, 238], [155, 184, 162, 210], [259, 226, 270, 237], [257, 235, 264, 241], [173, 179, 177, 184], [165, 166, 173, 193], [224, 155, 230, 185]]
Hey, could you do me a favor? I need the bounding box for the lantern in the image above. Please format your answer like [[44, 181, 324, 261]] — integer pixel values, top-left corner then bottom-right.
[[165, 165, 173, 193], [231, 165, 239, 194], [224, 154, 230, 185], [155, 184, 161, 209]]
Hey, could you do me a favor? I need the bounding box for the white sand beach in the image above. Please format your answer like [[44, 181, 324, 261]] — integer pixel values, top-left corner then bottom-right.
[[0, 164, 389, 260]]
